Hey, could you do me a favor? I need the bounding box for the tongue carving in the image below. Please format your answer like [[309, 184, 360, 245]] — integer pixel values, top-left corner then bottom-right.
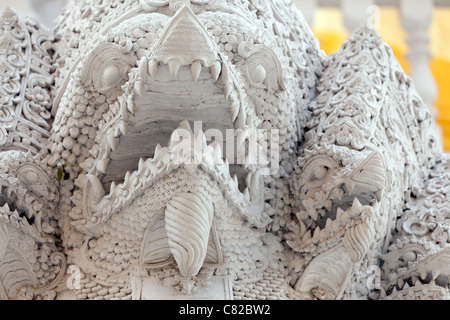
[[164, 192, 214, 277]]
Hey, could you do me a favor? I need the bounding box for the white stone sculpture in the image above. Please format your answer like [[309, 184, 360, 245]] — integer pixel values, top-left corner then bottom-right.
[[0, 0, 448, 300]]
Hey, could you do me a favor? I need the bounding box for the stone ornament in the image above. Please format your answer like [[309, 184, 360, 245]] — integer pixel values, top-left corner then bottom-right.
[[0, 0, 448, 300]]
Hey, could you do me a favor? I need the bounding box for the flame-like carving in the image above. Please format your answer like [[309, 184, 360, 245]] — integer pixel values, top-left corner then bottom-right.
[[164, 192, 214, 277]]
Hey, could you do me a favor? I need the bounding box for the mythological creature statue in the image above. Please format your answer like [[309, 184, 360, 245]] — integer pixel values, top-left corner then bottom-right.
[[0, 0, 449, 300]]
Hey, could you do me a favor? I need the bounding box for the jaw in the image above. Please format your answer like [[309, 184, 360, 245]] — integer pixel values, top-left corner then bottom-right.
[[288, 147, 387, 299]]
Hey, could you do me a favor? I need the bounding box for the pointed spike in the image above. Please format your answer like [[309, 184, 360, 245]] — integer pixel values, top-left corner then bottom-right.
[[326, 218, 333, 228], [302, 230, 312, 241], [336, 207, 345, 220], [190, 61, 202, 82], [245, 172, 252, 188], [124, 171, 131, 183], [403, 282, 410, 289], [96, 158, 109, 174], [138, 157, 145, 170], [214, 143, 222, 160], [168, 59, 181, 79], [230, 100, 239, 122], [110, 181, 116, 194], [224, 83, 232, 100], [2, 203, 10, 212], [233, 174, 238, 186], [210, 61, 221, 81], [86, 174, 105, 204], [312, 226, 321, 242], [243, 187, 250, 199], [414, 279, 422, 286], [148, 59, 158, 79], [352, 197, 363, 211], [6, 186, 13, 198], [107, 136, 119, 151], [420, 270, 428, 280], [178, 119, 193, 133], [299, 219, 307, 237], [154, 144, 162, 158]]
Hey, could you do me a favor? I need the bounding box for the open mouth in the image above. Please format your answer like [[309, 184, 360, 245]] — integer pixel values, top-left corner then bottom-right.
[[292, 194, 378, 256], [380, 233, 450, 300], [288, 148, 385, 256], [84, 5, 269, 205]]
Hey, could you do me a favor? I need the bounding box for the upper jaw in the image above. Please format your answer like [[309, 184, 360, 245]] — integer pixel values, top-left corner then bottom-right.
[[288, 146, 386, 256], [71, 119, 271, 236]]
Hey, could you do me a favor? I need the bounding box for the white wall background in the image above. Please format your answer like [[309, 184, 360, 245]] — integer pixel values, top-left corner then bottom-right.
[[0, 0, 67, 27]]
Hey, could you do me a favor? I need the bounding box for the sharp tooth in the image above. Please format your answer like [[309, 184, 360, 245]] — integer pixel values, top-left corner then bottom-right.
[[420, 270, 428, 280], [210, 61, 221, 81], [96, 158, 109, 174], [299, 219, 307, 237], [250, 169, 261, 203], [302, 230, 311, 241], [138, 157, 145, 171], [230, 100, 239, 122], [243, 187, 250, 199], [352, 197, 363, 211], [135, 80, 144, 97], [107, 135, 119, 151], [403, 282, 410, 289], [214, 143, 222, 162], [375, 190, 382, 201], [414, 279, 422, 286], [6, 186, 13, 198], [86, 174, 105, 204], [245, 171, 252, 188], [336, 207, 345, 220], [325, 200, 332, 211], [233, 175, 238, 187], [124, 171, 131, 184], [154, 144, 162, 159], [148, 59, 158, 79], [191, 61, 202, 82], [224, 84, 233, 100], [397, 279, 404, 288], [312, 226, 321, 243], [392, 287, 397, 293], [319, 209, 326, 217], [326, 218, 333, 228], [2, 203, 10, 211], [109, 181, 116, 194], [168, 59, 181, 79]]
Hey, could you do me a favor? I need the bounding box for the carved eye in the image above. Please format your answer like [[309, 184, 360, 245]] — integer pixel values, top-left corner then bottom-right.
[[102, 65, 122, 88], [237, 41, 284, 91], [81, 43, 136, 94], [249, 63, 267, 85], [314, 165, 328, 181]]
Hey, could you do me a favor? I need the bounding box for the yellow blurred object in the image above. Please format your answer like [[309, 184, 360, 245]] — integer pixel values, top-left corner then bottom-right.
[[312, 7, 450, 151]]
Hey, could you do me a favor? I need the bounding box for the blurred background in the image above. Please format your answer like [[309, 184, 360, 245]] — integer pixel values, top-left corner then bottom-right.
[[1, 0, 449, 151]]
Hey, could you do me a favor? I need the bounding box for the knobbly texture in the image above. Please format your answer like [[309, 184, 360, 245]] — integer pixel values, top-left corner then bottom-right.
[[0, 0, 448, 300]]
